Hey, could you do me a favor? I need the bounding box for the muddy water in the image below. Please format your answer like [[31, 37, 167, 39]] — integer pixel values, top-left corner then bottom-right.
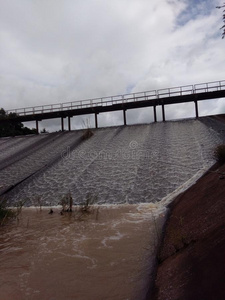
[[0, 205, 164, 300]]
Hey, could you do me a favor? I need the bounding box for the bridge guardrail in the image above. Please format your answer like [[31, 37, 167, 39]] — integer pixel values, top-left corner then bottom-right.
[[6, 80, 225, 117]]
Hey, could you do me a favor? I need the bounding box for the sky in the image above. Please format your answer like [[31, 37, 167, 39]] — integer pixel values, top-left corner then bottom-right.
[[0, 0, 225, 131]]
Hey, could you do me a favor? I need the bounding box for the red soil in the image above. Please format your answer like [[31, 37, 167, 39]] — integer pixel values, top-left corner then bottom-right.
[[150, 162, 225, 300]]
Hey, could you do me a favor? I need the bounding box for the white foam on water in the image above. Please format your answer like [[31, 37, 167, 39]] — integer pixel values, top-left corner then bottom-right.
[[101, 231, 125, 248], [153, 165, 213, 216], [4, 119, 223, 207]]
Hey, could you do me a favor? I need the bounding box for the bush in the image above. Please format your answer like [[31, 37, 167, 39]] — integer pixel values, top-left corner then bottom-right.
[[80, 193, 97, 213], [0, 199, 15, 225], [82, 128, 94, 140], [0, 108, 37, 137], [214, 144, 225, 164]]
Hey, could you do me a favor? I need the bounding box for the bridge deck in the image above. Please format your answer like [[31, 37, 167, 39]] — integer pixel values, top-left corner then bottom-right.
[[1, 80, 225, 125]]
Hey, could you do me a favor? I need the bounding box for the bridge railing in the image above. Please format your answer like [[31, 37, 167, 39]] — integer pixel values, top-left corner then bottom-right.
[[6, 80, 225, 117]]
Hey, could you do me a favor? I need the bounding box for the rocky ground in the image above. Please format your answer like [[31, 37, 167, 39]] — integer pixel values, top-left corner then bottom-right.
[[149, 160, 225, 300]]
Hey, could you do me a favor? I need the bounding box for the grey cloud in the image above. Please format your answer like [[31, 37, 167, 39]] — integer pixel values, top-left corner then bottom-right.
[[0, 0, 224, 131]]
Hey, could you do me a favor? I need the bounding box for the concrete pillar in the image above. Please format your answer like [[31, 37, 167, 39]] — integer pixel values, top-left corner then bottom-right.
[[195, 100, 199, 118], [68, 116, 71, 131], [61, 117, 64, 131], [162, 104, 166, 122], [36, 120, 39, 134], [95, 113, 98, 129], [153, 106, 157, 122], [123, 109, 127, 126]]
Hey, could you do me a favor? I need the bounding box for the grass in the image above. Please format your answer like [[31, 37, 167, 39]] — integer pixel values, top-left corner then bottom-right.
[[59, 192, 99, 221], [0, 198, 15, 226], [16, 199, 27, 215], [34, 196, 43, 211], [14, 199, 27, 225], [79, 193, 97, 213], [59, 192, 73, 212], [0, 192, 98, 224]]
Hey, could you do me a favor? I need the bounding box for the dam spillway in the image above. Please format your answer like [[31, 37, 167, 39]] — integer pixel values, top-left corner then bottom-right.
[[1, 116, 225, 207]]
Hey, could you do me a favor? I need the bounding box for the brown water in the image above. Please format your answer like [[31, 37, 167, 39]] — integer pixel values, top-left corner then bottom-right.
[[0, 205, 164, 300]]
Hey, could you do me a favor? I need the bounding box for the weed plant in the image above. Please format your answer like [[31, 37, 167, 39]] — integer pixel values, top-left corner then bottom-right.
[[81, 118, 94, 140], [82, 128, 94, 140], [59, 192, 98, 221], [34, 196, 43, 211], [0, 198, 15, 225], [80, 193, 97, 213], [59, 192, 73, 212]]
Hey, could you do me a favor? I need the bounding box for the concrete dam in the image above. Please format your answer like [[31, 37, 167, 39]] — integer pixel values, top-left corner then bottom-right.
[[1, 116, 225, 207]]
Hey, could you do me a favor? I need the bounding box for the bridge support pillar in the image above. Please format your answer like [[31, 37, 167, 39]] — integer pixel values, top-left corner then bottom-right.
[[95, 113, 98, 129], [162, 104, 166, 122], [123, 109, 127, 125], [61, 117, 64, 131], [36, 120, 39, 134], [153, 106, 157, 122], [195, 100, 199, 118], [68, 116, 71, 131]]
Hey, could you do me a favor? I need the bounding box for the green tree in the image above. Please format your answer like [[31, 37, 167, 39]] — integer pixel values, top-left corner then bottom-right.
[[0, 108, 37, 137], [0, 108, 6, 118]]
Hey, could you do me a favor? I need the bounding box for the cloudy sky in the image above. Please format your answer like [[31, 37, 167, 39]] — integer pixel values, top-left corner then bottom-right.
[[0, 0, 224, 131]]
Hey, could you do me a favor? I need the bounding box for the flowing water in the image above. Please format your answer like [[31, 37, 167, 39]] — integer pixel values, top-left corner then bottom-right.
[[0, 117, 225, 299], [0, 205, 164, 300], [1, 118, 224, 206]]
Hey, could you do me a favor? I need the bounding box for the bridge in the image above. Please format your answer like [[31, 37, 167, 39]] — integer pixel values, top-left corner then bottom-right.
[[2, 80, 225, 133]]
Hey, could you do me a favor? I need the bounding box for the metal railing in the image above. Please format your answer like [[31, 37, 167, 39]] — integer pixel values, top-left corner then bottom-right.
[[6, 80, 225, 117]]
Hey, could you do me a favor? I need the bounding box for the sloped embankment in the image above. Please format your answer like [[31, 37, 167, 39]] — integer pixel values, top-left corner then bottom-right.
[[0, 131, 84, 196], [149, 162, 225, 300], [2, 117, 225, 206]]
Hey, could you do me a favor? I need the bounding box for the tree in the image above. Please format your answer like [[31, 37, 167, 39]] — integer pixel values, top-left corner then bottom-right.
[[217, 3, 225, 39], [0, 108, 37, 137], [0, 108, 6, 118], [40, 128, 48, 134]]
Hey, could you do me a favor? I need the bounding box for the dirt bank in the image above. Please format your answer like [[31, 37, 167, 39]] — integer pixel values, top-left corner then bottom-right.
[[149, 161, 225, 300]]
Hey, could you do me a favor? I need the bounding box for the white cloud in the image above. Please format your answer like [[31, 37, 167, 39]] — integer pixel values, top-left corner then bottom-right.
[[0, 0, 224, 131]]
